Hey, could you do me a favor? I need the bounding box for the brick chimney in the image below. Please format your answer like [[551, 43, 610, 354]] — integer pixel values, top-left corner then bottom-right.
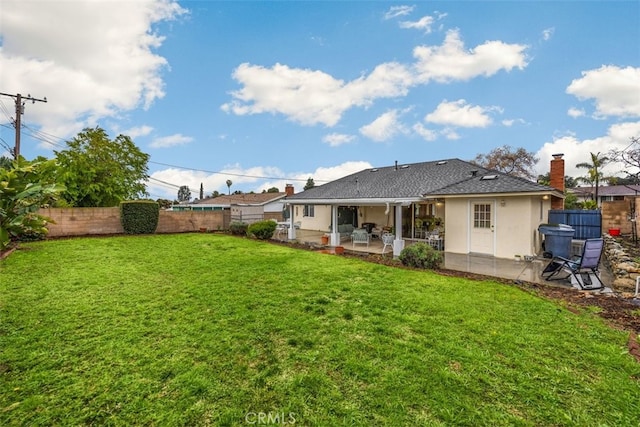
[[285, 184, 294, 196], [550, 153, 565, 210]]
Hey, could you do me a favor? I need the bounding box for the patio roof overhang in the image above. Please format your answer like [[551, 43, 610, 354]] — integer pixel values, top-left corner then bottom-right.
[[284, 197, 421, 206]]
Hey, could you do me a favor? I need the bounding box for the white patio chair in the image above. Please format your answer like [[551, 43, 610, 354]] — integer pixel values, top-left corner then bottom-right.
[[381, 233, 394, 254], [351, 228, 370, 248]]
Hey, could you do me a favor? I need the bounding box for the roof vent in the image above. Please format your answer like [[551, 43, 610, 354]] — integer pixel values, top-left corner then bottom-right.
[[401, 164, 409, 169], [437, 161, 447, 165], [480, 175, 498, 180], [371, 168, 378, 172], [471, 170, 478, 177]]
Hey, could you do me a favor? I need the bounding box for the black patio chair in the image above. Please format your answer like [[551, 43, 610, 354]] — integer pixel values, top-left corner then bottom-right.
[[541, 238, 605, 290]]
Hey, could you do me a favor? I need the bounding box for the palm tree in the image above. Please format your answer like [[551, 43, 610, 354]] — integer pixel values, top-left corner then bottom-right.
[[575, 152, 610, 206], [226, 179, 232, 195]]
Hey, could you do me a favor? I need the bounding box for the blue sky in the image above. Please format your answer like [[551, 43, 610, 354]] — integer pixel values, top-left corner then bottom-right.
[[1, 1, 639, 200]]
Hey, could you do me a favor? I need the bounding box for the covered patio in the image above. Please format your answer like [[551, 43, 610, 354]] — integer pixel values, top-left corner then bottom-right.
[[272, 229, 613, 288], [276, 228, 444, 256]]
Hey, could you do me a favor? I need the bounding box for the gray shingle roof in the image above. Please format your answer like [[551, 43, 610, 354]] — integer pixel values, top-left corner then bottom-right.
[[286, 158, 556, 201]]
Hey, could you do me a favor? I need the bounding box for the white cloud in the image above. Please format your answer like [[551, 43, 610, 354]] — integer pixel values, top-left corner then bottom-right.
[[323, 133, 356, 147], [359, 110, 407, 142], [221, 63, 350, 126], [384, 5, 415, 20], [399, 16, 435, 33], [122, 125, 154, 139], [441, 128, 461, 140], [501, 118, 527, 127], [535, 121, 640, 178], [412, 123, 438, 141], [413, 29, 528, 83], [0, 0, 187, 141], [542, 27, 555, 41], [221, 61, 413, 127], [425, 99, 495, 128], [566, 65, 640, 118], [567, 107, 586, 118], [222, 29, 528, 127], [148, 161, 372, 199], [150, 133, 193, 148]]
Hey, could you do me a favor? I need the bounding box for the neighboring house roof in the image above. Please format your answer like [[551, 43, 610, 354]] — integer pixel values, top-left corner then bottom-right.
[[286, 158, 560, 203], [571, 185, 640, 197], [195, 192, 286, 206]]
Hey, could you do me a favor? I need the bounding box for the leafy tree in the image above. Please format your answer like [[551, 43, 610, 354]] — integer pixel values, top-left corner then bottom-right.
[[266, 187, 279, 193], [54, 127, 149, 207], [226, 179, 232, 195], [0, 156, 13, 170], [537, 173, 578, 188], [0, 158, 64, 249], [155, 198, 173, 209], [575, 152, 611, 204], [610, 136, 640, 183], [472, 145, 538, 180], [177, 185, 191, 203], [304, 178, 315, 190], [209, 190, 221, 198], [608, 175, 640, 185]]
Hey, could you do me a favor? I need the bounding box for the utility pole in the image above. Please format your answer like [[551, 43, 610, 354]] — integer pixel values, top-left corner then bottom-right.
[[0, 92, 47, 159]]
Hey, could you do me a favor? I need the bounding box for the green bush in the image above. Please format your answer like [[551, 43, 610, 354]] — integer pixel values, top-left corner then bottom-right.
[[399, 243, 443, 269], [229, 221, 249, 236], [120, 200, 159, 234], [247, 220, 277, 240]]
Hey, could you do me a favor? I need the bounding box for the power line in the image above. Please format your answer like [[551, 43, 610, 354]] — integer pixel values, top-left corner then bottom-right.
[[0, 92, 47, 159], [149, 160, 327, 183], [2, 119, 324, 185], [21, 124, 66, 150]]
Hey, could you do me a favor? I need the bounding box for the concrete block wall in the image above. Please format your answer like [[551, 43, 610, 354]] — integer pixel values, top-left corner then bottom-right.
[[39, 207, 229, 237], [601, 198, 640, 235]]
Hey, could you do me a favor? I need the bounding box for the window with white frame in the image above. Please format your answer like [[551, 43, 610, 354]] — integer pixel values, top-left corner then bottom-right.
[[303, 205, 315, 217]]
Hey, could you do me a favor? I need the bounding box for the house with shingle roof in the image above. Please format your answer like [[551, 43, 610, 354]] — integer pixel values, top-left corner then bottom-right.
[[173, 191, 289, 223], [285, 158, 563, 258], [571, 185, 640, 206]]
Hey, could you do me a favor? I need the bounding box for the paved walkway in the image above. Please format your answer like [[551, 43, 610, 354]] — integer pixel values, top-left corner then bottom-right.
[[281, 229, 613, 289]]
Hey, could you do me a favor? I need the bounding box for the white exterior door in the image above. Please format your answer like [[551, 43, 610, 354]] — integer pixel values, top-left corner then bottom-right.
[[469, 200, 495, 255]]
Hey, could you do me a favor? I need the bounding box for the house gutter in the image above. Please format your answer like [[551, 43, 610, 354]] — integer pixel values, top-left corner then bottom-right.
[[283, 197, 420, 206]]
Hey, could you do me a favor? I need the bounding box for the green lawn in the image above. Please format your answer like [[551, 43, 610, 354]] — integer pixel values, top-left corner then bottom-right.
[[1, 234, 639, 426]]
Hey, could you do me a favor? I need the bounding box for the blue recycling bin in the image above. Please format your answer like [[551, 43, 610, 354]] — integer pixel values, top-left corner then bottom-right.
[[538, 224, 575, 258]]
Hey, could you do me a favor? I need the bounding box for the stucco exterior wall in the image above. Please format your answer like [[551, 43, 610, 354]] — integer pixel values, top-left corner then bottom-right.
[[39, 207, 229, 237], [494, 197, 548, 259], [293, 205, 331, 231], [443, 199, 469, 255], [444, 196, 550, 259], [360, 205, 394, 229]]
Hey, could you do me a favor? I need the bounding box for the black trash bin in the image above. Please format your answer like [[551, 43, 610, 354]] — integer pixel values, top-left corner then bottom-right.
[[538, 224, 575, 258]]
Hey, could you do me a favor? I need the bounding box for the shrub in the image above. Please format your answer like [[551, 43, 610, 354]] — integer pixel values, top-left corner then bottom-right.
[[229, 221, 249, 236], [399, 243, 443, 269], [120, 200, 159, 234], [247, 220, 277, 240], [0, 158, 64, 249]]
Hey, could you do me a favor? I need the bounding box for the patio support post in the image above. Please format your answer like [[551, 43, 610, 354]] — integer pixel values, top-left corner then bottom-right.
[[330, 205, 340, 246], [288, 205, 296, 240], [393, 204, 405, 257]]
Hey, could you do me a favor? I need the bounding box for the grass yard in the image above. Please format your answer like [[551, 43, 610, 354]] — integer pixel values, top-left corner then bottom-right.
[[1, 234, 639, 426]]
